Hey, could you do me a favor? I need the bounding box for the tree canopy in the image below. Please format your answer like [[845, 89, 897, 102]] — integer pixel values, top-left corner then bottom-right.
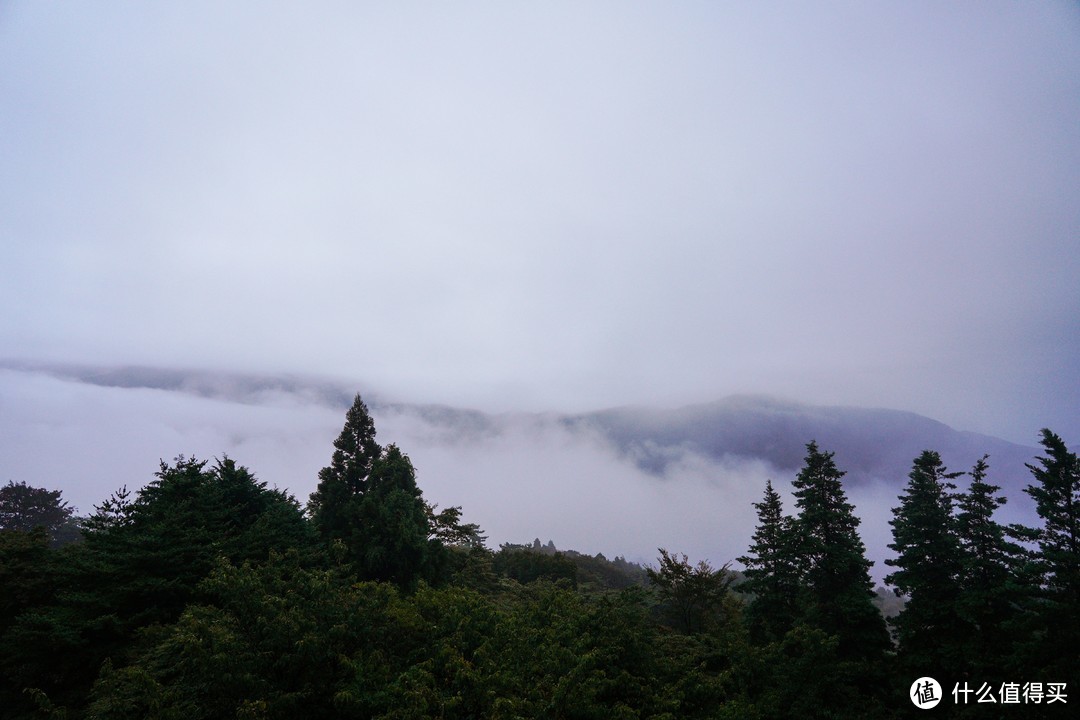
[[1, 399, 1077, 719], [0, 481, 80, 547]]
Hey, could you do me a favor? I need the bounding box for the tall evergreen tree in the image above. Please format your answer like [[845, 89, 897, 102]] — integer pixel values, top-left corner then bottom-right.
[[308, 394, 382, 543], [1021, 429, 1080, 687], [308, 396, 435, 588], [738, 479, 802, 643], [884, 450, 969, 676], [791, 442, 890, 663], [353, 444, 431, 588], [952, 455, 1025, 679], [1025, 429, 1080, 599]]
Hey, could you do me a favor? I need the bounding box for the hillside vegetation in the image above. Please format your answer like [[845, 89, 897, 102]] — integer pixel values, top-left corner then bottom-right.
[[1, 394, 1076, 718]]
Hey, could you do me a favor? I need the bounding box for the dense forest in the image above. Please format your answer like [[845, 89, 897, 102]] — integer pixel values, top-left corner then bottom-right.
[[1, 394, 1076, 718]]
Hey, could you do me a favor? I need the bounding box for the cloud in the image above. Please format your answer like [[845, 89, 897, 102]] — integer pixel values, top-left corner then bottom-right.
[[1, 363, 1050, 586], [0, 367, 777, 569], [381, 405, 777, 566], [0, 368, 342, 516], [1, 3, 1078, 445]]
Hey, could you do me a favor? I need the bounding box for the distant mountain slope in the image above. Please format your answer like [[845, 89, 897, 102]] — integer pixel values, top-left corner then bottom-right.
[[5, 360, 1041, 498], [563, 395, 1039, 495]]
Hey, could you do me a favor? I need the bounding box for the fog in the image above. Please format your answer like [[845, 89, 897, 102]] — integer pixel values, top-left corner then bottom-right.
[[10, 363, 1036, 583], [1, 2, 1078, 445], [0, 367, 794, 570], [1, 4, 1077, 583]]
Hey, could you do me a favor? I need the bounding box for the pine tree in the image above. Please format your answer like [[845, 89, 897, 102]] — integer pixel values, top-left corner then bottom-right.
[[353, 444, 431, 588], [791, 441, 890, 663], [308, 394, 382, 543], [952, 455, 1025, 679], [308, 396, 435, 588], [1021, 429, 1080, 687], [1025, 429, 1080, 599], [738, 479, 802, 643], [885, 450, 969, 677]]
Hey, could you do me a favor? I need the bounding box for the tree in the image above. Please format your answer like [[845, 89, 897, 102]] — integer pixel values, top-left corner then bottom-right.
[[885, 450, 969, 676], [1025, 429, 1080, 599], [1020, 429, 1080, 687], [738, 479, 802, 643], [86, 551, 427, 720], [952, 455, 1026, 679], [427, 503, 486, 549], [307, 393, 382, 543], [647, 548, 732, 634], [494, 545, 578, 587], [0, 481, 80, 547], [352, 444, 432, 588], [791, 442, 890, 663], [0, 456, 313, 717], [308, 397, 439, 588]]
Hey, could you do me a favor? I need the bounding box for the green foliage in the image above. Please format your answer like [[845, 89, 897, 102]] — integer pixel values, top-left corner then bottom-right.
[[1017, 429, 1080, 688], [791, 442, 891, 664], [885, 450, 970, 676], [494, 544, 579, 587], [307, 393, 381, 542], [7, 417, 1079, 719], [647, 548, 733, 634], [0, 480, 81, 547], [308, 397, 443, 589], [427, 503, 486, 548], [0, 527, 54, 631], [87, 555, 689, 720], [566, 552, 649, 592], [352, 444, 432, 588], [1025, 429, 1080, 596], [0, 456, 313, 717], [86, 551, 419, 719], [738, 479, 802, 643], [731, 450, 897, 716], [739, 623, 896, 720], [0, 527, 62, 717], [952, 455, 1028, 680]]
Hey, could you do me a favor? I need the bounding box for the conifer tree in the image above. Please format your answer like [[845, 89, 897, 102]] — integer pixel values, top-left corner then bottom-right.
[[353, 444, 431, 588], [1025, 429, 1080, 599], [952, 455, 1025, 678], [308, 394, 382, 543], [308, 396, 434, 588], [1021, 429, 1080, 686], [738, 479, 802, 643], [885, 450, 969, 676], [791, 442, 890, 662]]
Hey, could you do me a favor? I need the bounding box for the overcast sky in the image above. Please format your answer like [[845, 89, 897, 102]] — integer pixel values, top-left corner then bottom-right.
[[2, 2, 1079, 443]]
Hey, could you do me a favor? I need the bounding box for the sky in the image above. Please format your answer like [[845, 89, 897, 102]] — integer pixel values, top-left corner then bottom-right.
[[1, 3, 1079, 567]]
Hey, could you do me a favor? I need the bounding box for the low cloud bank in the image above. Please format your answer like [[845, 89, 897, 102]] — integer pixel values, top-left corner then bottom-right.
[[0, 366, 1041, 580], [2, 368, 775, 568]]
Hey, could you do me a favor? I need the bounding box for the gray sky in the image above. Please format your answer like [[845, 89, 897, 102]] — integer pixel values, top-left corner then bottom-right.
[[3, 2, 1079, 443]]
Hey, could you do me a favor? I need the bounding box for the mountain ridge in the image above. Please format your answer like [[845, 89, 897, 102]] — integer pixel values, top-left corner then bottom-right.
[[4, 360, 1041, 500]]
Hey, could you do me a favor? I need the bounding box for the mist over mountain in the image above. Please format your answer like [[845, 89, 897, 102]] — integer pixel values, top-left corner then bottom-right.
[[1, 361, 1046, 572], [563, 396, 1038, 494], [8, 360, 1039, 490], [12, 362, 1036, 458]]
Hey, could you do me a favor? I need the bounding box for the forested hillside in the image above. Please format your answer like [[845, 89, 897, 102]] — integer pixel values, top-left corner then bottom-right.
[[1, 395, 1076, 718]]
